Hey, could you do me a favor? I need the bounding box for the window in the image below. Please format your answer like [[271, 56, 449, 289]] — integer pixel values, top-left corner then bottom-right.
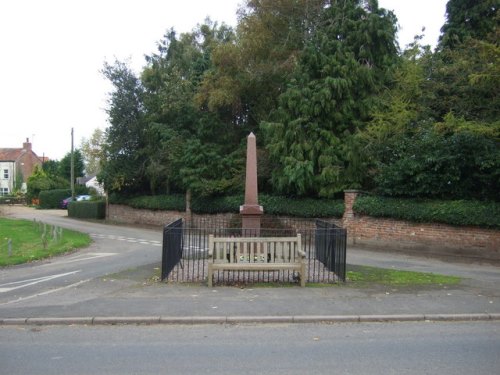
[[3, 169, 8, 179], [0, 188, 8, 196]]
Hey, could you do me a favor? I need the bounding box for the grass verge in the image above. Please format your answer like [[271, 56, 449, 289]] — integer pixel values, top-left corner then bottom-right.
[[0, 218, 91, 266], [346, 264, 461, 286]]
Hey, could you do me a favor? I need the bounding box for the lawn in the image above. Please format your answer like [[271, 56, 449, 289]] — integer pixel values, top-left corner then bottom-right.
[[346, 264, 461, 286], [0, 217, 91, 266]]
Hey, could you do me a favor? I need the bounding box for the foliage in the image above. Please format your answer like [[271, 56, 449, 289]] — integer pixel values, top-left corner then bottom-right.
[[120, 193, 344, 218], [353, 195, 500, 228], [26, 165, 69, 203], [14, 168, 24, 192], [373, 127, 499, 200], [58, 149, 85, 181], [197, 0, 326, 127], [127, 194, 185, 211], [102, 22, 245, 197], [68, 200, 106, 220], [262, 0, 399, 197], [425, 38, 500, 122], [42, 159, 60, 176], [425, 1, 499, 122], [100, 60, 148, 195], [364, 37, 433, 144], [38, 189, 71, 209], [438, 0, 498, 49], [259, 195, 344, 218], [80, 128, 106, 175], [191, 194, 242, 214], [0, 218, 91, 267], [99, 0, 498, 206]]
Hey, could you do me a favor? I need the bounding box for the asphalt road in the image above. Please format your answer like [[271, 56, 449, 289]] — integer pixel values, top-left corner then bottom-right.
[[0, 207, 163, 307], [1, 321, 499, 375]]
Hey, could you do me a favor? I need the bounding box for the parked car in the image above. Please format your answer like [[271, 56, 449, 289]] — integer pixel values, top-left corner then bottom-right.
[[75, 195, 91, 201], [60, 196, 74, 209], [60, 195, 92, 209]]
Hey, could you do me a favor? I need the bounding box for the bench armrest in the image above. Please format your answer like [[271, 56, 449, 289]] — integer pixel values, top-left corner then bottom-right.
[[208, 234, 214, 259]]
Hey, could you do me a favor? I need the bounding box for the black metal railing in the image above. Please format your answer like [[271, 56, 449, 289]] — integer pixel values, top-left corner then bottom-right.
[[161, 217, 347, 284], [161, 218, 183, 281], [315, 220, 347, 281]]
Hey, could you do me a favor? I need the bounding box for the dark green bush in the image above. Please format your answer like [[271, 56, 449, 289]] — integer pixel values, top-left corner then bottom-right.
[[121, 194, 344, 218], [191, 195, 243, 214], [39, 189, 72, 209], [374, 131, 500, 200], [68, 200, 106, 219], [127, 194, 185, 211], [354, 195, 500, 228], [259, 195, 344, 218]]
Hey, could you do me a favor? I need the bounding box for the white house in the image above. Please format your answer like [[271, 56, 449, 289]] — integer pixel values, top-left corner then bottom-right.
[[0, 161, 16, 195], [77, 174, 105, 196], [0, 139, 44, 195]]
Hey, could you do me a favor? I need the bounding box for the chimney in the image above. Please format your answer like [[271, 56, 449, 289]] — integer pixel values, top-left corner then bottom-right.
[[23, 138, 32, 151]]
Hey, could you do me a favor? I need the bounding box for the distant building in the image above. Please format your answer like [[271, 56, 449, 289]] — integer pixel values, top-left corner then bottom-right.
[[0, 138, 44, 195], [76, 173, 105, 196]]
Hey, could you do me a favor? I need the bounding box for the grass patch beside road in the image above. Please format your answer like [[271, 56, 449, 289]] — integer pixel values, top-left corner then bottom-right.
[[0, 218, 91, 266], [347, 264, 461, 286]]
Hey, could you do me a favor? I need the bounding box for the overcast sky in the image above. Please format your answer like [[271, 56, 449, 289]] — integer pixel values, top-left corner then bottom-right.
[[0, 0, 448, 161]]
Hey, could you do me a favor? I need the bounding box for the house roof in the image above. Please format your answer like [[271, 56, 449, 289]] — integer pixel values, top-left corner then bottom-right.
[[77, 174, 98, 184], [0, 148, 25, 162], [0, 140, 44, 163]]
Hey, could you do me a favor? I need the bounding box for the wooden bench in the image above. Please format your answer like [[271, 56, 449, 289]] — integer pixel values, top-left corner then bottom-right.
[[207, 234, 307, 287]]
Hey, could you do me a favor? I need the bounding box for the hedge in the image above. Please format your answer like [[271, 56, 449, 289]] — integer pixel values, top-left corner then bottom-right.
[[127, 194, 185, 211], [119, 194, 344, 218], [39, 189, 72, 209], [68, 200, 106, 219], [353, 196, 500, 229], [259, 195, 344, 218]]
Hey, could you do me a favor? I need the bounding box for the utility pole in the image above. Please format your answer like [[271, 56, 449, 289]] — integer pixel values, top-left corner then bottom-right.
[[71, 128, 75, 200]]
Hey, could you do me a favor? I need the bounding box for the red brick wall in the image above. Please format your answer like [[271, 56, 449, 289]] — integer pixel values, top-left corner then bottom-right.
[[342, 190, 500, 262], [108, 204, 231, 227], [109, 192, 500, 262]]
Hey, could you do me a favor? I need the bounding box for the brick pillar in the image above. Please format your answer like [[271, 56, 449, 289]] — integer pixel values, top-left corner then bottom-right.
[[342, 190, 360, 245]]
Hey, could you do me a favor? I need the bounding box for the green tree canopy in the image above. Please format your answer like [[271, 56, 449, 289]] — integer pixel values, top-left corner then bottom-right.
[[80, 128, 105, 175], [263, 0, 398, 197], [100, 60, 147, 194], [58, 149, 85, 182]]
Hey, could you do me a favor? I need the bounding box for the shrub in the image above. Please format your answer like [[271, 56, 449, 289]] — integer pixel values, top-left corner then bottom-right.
[[39, 189, 71, 209], [120, 194, 344, 218], [354, 195, 500, 228], [127, 194, 185, 211], [191, 195, 243, 214], [259, 195, 344, 218], [68, 200, 106, 219], [374, 130, 500, 200]]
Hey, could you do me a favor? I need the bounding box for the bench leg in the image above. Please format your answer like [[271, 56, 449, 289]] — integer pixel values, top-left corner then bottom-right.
[[300, 262, 307, 287], [207, 265, 213, 288]]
